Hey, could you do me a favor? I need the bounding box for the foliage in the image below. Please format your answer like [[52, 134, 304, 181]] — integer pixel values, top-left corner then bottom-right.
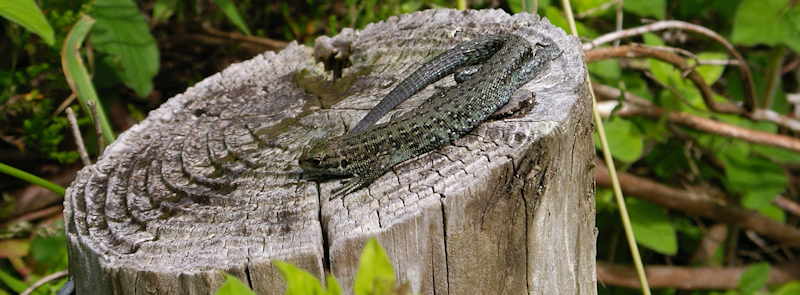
[[215, 238, 400, 295], [2, 0, 800, 294]]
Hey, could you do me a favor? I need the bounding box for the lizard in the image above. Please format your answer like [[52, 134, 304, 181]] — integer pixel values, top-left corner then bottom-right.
[[299, 33, 562, 199]]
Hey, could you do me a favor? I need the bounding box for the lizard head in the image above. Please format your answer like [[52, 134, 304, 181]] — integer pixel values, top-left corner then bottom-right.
[[299, 137, 352, 176]]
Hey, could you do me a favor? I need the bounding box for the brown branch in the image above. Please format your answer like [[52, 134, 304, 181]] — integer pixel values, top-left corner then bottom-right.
[[597, 260, 800, 289], [202, 27, 289, 51], [0, 205, 64, 229], [583, 20, 757, 110], [585, 44, 744, 114], [595, 163, 800, 245], [774, 195, 800, 218], [593, 84, 800, 153]]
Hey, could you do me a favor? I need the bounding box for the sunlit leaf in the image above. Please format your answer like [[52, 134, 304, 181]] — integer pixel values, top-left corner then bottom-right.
[[732, 0, 800, 54], [354, 238, 395, 295], [623, 0, 666, 20], [594, 116, 644, 163], [0, 0, 55, 45], [274, 261, 324, 295], [215, 273, 255, 295], [693, 52, 728, 85], [758, 204, 786, 223], [738, 262, 770, 295]]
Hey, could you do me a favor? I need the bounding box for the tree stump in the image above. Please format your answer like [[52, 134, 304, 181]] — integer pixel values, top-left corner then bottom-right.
[[64, 9, 595, 295]]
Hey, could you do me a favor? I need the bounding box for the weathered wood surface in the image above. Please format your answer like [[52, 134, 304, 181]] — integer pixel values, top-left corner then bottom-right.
[[64, 8, 595, 295]]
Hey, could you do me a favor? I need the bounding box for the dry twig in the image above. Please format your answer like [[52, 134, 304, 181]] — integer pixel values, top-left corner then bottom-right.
[[66, 108, 91, 166], [597, 260, 800, 289], [595, 162, 800, 245], [582, 20, 757, 109]]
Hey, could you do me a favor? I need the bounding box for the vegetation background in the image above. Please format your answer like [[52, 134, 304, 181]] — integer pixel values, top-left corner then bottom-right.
[[1, 0, 800, 294]]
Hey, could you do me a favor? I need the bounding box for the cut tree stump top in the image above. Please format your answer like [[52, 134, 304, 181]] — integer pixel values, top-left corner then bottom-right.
[[65, 8, 595, 295]]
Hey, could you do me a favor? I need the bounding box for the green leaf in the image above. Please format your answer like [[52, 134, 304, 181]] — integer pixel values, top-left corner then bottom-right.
[[594, 116, 644, 163], [0, 269, 28, 293], [274, 261, 325, 295], [0, 0, 55, 45], [623, 0, 666, 20], [61, 15, 116, 144], [153, 0, 179, 23], [88, 0, 160, 97], [693, 52, 728, 85], [31, 230, 67, 266], [587, 59, 621, 80], [774, 281, 800, 295], [325, 275, 343, 295], [354, 238, 395, 295], [723, 156, 786, 210], [570, 0, 613, 15], [731, 0, 800, 54], [738, 262, 770, 295], [215, 273, 256, 295], [213, 0, 253, 36], [544, 6, 595, 39], [758, 204, 785, 223], [627, 199, 678, 255]]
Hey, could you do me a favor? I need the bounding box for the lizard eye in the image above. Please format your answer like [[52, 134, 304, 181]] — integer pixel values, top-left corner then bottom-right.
[[339, 159, 349, 168]]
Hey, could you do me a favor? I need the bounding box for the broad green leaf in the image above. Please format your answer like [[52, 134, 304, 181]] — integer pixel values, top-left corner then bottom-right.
[[587, 59, 621, 80], [723, 156, 786, 210], [30, 230, 67, 266], [758, 204, 785, 223], [774, 281, 800, 295], [0, 0, 55, 45], [627, 199, 678, 255], [89, 0, 159, 97], [594, 116, 644, 163], [620, 73, 653, 101], [0, 239, 30, 258], [693, 52, 728, 85], [354, 238, 395, 295], [274, 261, 324, 295], [738, 262, 770, 295], [544, 7, 595, 39], [753, 145, 800, 165], [571, 0, 615, 15], [732, 0, 800, 54], [325, 275, 343, 295], [623, 0, 666, 20], [643, 33, 665, 47], [215, 273, 255, 295], [213, 0, 253, 36], [61, 15, 116, 144]]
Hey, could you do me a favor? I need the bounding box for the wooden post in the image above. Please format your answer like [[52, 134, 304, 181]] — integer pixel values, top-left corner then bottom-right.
[[64, 9, 595, 294]]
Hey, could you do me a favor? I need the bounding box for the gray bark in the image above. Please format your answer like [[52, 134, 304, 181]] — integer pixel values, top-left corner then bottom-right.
[[64, 8, 595, 295]]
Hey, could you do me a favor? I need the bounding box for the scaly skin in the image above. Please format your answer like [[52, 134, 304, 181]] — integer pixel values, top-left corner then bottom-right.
[[300, 33, 561, 199]]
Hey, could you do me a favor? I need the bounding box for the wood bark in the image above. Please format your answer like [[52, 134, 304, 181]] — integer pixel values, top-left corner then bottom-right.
[[64, 9, 595, 294]]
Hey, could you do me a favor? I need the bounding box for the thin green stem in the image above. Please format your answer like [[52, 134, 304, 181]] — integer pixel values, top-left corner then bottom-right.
[[561, 0, 651, 294], [0, 162, 66, 196]]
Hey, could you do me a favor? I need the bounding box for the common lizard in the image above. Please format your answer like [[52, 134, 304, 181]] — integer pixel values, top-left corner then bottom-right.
[[300, 33, 561, 199]]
